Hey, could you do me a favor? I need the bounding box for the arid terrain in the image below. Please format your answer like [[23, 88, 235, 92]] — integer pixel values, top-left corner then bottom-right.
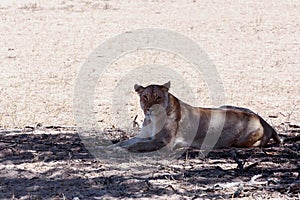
[[0, 0, 299, 199], [0, 126, 299, 199]]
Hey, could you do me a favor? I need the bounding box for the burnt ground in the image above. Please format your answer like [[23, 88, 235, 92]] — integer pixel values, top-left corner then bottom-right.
[[0, 125, 299, 200]]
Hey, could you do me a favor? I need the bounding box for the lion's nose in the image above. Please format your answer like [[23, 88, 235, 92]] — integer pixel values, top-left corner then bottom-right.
[[146, 108, 153, 114], [147, 107, 154, 112]]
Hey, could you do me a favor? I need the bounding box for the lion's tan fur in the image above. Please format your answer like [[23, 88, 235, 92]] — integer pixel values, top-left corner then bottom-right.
[[117, 82, 281, 152]]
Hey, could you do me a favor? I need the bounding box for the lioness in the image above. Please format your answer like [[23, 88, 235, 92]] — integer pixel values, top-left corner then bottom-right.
[[117, 81, 281, 152]]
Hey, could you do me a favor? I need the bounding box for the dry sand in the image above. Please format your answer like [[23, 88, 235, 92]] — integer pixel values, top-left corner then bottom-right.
[[0, 0, 299, 130]]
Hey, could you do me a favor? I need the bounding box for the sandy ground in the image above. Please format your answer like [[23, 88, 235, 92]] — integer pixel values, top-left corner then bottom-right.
[[0, 0, 299, 129], [0, 0, 299, 199]]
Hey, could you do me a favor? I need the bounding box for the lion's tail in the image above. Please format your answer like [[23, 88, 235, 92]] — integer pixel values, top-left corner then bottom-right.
[[270, 124, 282, 144], [259, 116, 282, 144]]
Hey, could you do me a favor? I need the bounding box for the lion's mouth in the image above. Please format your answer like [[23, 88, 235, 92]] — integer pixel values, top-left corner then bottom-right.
[[145, 111, 153, 116], [146, 104, 167, 116]]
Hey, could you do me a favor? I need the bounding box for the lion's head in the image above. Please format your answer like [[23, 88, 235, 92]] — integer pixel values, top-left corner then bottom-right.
[[134, 81, 170, 116]]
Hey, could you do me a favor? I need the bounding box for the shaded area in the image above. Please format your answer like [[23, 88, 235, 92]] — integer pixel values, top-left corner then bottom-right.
[[0, 128, 94, 164], [0, 126, 299, 199]]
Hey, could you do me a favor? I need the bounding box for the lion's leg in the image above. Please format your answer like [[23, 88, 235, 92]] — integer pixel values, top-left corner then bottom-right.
[[116, 135, 172, 153], [117, 126, 174, 152], [135, 118, 154, 139], [126, 138, 167, 152], [136, 127, 153, 138], [236, 127, 264, 147], [116, 137, 151, 148], [248, 123, 276, 147]]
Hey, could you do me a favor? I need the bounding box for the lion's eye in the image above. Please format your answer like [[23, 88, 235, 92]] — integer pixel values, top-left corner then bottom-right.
[[155, 97, 161, 103], [143, 95, 148, 101]]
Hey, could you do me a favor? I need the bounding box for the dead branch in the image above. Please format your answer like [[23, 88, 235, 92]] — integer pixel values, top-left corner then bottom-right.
[[213, 174, 267, 191], [132, 115, 139, 128], [248, 174, 267, 185], [231, 149, 245, 174]]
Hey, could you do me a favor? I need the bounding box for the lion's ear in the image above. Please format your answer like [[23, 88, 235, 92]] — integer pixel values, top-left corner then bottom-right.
[[162, 81, 170, 90], [134, 84, 144, 94]]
